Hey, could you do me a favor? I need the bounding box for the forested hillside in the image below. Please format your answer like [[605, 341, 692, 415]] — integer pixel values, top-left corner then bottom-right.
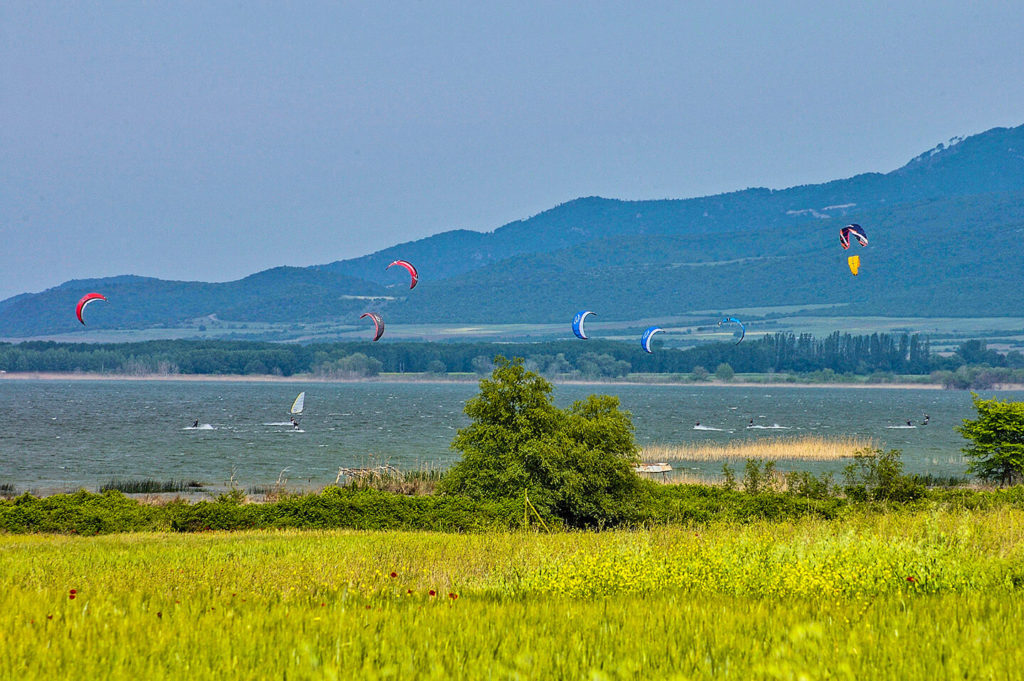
[[2, 125, 1023, 338]]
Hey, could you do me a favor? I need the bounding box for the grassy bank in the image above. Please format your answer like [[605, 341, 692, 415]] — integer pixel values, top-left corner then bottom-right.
[[4, 510, 1024, 679]]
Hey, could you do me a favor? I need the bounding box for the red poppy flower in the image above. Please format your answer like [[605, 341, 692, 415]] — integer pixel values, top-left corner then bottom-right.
[[390, 572, 397, 579], [407, 589, 413, 595], [429, 590, 436, 596], [47, 615, 53, 620], [448, 593, 458, 600], [906, 576, 917, 583], [69, 594, 76, 600], [69, 589, 77, 595], [157, 612, 162, 618]]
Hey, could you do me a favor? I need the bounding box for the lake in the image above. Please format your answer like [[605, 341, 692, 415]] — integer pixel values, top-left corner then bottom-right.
[[0, 379, 1018, 491]]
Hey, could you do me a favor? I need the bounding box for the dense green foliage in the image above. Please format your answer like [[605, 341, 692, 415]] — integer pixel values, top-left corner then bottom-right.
[[957, 394, 1024, 485], [0, 488, 522, 534], [841, 448, 926, 502], [5, 481, 1024, 535], [3, 333, 1020, 379], [439, 357, 645, 527]]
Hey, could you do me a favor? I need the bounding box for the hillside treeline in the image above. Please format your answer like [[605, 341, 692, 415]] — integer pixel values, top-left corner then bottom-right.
[[1, 334, 1021, 380]]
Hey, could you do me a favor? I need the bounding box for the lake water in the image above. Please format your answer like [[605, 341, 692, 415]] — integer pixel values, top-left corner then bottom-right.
[[1, 379, 1019, 491]]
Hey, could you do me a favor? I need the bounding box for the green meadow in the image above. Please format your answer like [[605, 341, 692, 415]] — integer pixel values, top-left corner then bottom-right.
[[5, 508, 1024, 680]]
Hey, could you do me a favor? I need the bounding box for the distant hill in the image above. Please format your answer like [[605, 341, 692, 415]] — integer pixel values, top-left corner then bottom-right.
[[2, 125, 1024, 338]]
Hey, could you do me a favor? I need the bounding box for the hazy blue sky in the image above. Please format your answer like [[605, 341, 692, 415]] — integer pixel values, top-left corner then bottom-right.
[[2, 1, 1023, 299]]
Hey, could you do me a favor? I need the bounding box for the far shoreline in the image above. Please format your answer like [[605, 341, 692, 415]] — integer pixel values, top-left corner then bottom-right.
[[3, 370, 1022, 390]]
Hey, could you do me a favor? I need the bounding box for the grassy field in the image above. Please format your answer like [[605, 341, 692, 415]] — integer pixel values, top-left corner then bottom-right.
[[4, 508, 1024, 679]]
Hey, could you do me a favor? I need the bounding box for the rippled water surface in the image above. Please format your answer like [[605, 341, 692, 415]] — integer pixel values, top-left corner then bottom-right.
[[0, 379, 1018, 489]]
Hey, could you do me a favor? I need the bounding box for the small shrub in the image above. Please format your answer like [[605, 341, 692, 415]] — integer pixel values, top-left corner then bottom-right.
[[742, 459, 778, 494], [783, 470, 836, 499], [842, 448, 925, 502], [721, 463, 737, 491]]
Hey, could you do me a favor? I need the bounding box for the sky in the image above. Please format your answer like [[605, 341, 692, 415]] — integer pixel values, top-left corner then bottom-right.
[[2, 1, 1024, 300]]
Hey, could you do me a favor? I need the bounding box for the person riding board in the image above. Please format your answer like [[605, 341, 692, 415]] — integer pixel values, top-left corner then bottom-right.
[[192, 419, 199, 428]]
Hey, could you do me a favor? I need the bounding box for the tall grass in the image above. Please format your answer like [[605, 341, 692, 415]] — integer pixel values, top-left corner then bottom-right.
[[642, 435, 875, 462], [335, 464, 442, 495], [3, 510, 1024, 679], [98, 478, 204, 494]]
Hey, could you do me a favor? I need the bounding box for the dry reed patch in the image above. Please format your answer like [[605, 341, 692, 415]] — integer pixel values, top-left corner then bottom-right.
[[641, 435, 875, 462]]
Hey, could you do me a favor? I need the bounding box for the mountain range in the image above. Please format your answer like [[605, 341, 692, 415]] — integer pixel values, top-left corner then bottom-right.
[[2, 124, 1024, 339]]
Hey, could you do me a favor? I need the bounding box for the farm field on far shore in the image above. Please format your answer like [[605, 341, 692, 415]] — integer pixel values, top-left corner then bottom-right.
[[7, 310, 1024, 347], [5, 509, 1024, 679]]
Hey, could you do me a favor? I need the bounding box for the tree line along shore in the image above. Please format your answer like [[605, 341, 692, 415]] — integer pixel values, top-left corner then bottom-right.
[[1, 334, 1022, 389]]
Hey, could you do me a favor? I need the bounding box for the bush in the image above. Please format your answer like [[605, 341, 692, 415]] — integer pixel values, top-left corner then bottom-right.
[[425, 359, 447, 375], [842, 448, 925, 502], [439, 356, 647, 528], [782, 470, 836, 499], [715, 363, 735, 381], [957, 394, 1024, 485], [0, 488, 522, 534], [314, 353, 383, 378]]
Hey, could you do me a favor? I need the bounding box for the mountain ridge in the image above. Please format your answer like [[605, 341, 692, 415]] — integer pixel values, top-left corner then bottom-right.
[[3, 124, 1024, 338]]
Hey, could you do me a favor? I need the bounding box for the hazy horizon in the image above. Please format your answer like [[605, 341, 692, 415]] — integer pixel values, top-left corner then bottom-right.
[[3, 2, 1024, 299]]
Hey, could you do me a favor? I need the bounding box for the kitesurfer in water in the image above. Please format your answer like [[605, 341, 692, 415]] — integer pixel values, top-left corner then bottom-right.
[[907, 420, 913, 427], [748, 418, 754, 427], [192, 419, 199, 428], [922, 414, 930, 426]]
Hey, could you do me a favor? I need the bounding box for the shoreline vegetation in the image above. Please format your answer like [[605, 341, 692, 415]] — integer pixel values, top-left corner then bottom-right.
[[2, 334, 1023, 392], [0, 481, 1015, 534], [642, 435, 878, 462], [5, 370, 1023, 389]]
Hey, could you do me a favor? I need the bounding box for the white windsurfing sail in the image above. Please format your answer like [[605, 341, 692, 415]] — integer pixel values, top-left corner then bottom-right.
[[290, 392, 305, 415]]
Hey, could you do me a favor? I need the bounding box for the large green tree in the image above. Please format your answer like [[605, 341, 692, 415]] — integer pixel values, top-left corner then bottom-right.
[[440, 356, 645, 527], [957, 394, 1024, 485]]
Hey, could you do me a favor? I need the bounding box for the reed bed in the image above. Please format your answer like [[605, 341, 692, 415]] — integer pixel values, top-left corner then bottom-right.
[[98, 478, 204, 494], [642, 435, 876, 462]]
